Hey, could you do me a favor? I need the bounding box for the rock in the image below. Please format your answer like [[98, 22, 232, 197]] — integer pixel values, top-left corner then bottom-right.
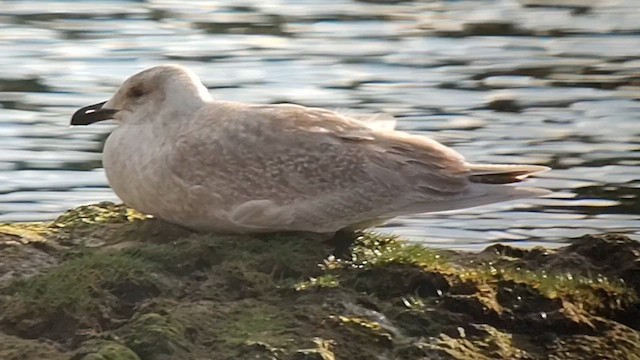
[[0, 203, 638, 360]]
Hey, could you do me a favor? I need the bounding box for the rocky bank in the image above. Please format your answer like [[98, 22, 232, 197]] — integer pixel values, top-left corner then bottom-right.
[[0, 203, 639, 360]]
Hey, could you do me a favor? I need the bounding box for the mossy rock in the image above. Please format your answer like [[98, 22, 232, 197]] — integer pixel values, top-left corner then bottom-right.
[[0, 332, 65, 360], [0, 203, 639, 360], [76, 341, 140, 360]]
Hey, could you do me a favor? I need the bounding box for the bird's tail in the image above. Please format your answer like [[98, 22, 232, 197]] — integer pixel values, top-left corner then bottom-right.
[[385, 163, 551, 217]]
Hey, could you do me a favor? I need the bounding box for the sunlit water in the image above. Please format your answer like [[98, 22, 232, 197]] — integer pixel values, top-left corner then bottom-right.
[[0, 0, 638, 249]]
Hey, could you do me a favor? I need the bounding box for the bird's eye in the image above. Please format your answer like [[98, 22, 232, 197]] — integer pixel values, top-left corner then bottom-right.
[[128, 86, 145, 98]]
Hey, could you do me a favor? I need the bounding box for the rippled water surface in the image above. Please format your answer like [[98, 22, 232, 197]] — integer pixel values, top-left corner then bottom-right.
[[0, 0, 638, 249]]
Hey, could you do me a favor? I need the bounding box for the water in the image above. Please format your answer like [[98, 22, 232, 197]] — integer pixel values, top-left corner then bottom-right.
[[0, 0, 638, 249]]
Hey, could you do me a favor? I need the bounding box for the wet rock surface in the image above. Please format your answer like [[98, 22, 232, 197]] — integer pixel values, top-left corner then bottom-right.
[[0, 203, 639, 359]]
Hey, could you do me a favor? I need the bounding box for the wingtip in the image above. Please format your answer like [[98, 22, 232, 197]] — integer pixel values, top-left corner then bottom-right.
[[466, 163, 551, 175], [523, 164, 551, 175], [466, 163, 551, 184]]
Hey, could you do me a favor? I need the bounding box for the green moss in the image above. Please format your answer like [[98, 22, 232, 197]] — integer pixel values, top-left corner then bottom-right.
[[0, 333, 65, 360], [350, 233, 446, 270], [218, 303, 295, 348], [121, 313, 190, 360], [350, 234, 637, 313], [125, 236, 225, 275], [131, 232, 325, 280], [52, 202, 149, 229], [229, 233, 327, 279], [3, 251, 162, 320], [79, 341, 141, 360], [295, 275, 340, 291], [457, 265, 637, 312], [511, 270, 634, 310]]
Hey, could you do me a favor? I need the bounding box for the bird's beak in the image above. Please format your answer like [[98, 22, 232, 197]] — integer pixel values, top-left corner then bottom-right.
[[70, 101, 118, 126]]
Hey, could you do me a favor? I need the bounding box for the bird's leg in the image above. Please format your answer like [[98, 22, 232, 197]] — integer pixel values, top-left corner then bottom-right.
[[325, 230, 360, 260]]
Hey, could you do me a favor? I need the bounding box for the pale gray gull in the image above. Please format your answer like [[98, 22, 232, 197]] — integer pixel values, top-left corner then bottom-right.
[[71, 64, 550, 234]]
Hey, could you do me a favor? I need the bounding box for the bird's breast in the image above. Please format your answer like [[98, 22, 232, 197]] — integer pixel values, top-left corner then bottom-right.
[[103, 125, 183, 216]]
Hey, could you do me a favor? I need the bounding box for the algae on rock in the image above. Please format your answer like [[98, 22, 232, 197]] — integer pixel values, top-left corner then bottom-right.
[[0, 203, 639, 360]]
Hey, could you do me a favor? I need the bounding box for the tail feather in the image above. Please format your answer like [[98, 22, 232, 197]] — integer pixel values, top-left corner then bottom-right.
[[466, 163, 550, 184], [372, 163, 552, 219], [386, 185, 551, 217]]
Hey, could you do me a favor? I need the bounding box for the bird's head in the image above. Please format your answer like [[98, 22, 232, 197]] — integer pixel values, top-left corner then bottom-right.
[[70, 64, 212, 126]]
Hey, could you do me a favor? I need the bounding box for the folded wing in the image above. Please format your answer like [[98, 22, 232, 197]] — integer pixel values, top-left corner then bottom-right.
[[172, 102, 549, 233]]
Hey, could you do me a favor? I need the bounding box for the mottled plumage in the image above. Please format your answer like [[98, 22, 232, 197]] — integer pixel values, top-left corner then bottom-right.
[[72, 65, 550, 234]]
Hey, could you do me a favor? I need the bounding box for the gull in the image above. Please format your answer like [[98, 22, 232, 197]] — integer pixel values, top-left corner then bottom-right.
[[71, 65, 549, 234]]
